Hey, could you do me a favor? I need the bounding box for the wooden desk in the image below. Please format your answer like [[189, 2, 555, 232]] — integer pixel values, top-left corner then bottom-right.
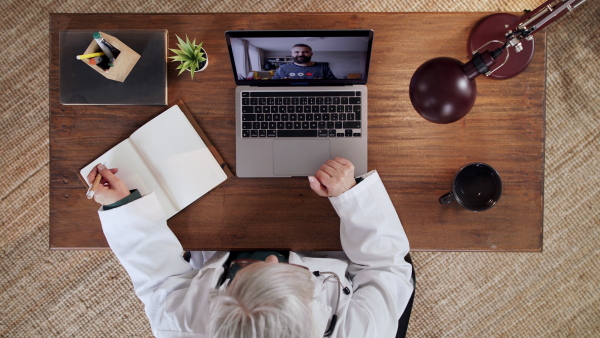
[[49, 13, 545, 251]]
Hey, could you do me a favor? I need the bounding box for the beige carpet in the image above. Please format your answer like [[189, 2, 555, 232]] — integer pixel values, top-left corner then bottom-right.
[[1, 0, 598, 336]]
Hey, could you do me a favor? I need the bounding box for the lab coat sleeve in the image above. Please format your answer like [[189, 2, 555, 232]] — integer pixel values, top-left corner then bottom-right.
[[328, 170, 413, 337], [98, 192, 193, 308]]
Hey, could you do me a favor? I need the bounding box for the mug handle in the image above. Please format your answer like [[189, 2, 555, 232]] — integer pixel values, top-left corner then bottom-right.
[[439, 192, 455, 205]]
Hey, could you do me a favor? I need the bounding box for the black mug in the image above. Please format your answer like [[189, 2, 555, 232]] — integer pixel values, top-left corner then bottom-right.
[[439, 163, 502, 212]]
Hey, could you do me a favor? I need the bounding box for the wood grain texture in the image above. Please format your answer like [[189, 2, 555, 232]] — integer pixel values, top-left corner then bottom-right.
[[49, 13, 546, 251]]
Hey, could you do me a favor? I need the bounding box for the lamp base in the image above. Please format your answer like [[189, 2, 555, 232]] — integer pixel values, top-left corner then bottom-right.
[[467, 13, 535, 80]]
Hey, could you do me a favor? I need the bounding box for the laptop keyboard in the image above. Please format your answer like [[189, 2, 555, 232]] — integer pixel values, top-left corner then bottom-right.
[[241, 91, 362, 138]]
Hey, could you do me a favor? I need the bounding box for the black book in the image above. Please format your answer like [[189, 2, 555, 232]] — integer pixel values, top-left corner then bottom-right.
[[59, 30, 167, 105]]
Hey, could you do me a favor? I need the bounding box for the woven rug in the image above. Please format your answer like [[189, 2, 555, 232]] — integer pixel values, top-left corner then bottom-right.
[[1, 0, 598, 336]]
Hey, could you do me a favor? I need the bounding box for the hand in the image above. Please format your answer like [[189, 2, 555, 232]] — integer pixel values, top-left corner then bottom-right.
[[309, 157, 356, 197], [86, 163, 130, 205]]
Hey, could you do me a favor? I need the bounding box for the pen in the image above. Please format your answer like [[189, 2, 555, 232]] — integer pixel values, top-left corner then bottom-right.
[[76, 52, 105, 60], [93, 32, 116, 61], [86, 163, 105, 199]]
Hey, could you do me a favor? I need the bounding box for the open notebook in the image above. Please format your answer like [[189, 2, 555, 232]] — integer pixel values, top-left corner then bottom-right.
[[79, 100, 233, 218]]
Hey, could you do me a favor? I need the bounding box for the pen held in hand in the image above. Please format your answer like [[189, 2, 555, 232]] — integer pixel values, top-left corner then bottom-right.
[[86, 163, 106, 199], [86, 172, 102, 199]]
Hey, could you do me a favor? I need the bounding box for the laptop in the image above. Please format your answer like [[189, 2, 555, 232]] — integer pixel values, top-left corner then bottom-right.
[[225, 30, 374, 177]]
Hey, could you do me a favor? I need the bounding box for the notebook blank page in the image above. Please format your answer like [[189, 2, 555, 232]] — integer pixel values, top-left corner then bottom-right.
[[130, 106, 227, 210]]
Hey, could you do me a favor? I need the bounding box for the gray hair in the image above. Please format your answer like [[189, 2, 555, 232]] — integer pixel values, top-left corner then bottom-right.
[[209, 262, 317, 338]]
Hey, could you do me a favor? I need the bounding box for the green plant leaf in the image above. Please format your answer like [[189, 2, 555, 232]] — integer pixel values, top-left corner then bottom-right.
[[170, 56, 189, 62], [176, 35, 186, 47], [169, 49, 188, 57], [181, 45, 194, 57]]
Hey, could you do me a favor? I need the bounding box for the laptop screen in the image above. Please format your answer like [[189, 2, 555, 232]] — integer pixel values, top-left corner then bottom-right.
[[225, 30, 373, 86]]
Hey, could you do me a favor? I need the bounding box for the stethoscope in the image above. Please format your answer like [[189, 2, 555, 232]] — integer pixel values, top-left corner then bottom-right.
[[312, 270, 351, 337]]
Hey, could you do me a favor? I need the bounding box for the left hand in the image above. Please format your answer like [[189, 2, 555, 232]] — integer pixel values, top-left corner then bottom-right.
[[308, 157, 356, 197]]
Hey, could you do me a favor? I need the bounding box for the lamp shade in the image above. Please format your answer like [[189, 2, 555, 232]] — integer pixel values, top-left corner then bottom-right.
[[409, 57, 477, 124]]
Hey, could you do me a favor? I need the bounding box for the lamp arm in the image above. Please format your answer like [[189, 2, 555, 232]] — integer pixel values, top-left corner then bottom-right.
[[475, 0, 587, 77], [511, 0, 585, 39]]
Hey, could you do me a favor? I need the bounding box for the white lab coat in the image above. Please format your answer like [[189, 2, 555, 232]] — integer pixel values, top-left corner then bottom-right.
[[99, 170, 413, 338]]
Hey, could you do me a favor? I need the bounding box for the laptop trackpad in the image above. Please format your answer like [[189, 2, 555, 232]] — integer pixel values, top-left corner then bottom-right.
[[273, 140, 330, 176]]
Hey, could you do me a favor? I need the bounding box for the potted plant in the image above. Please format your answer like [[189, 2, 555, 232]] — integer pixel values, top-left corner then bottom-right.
[[168, 34, 208, 79]]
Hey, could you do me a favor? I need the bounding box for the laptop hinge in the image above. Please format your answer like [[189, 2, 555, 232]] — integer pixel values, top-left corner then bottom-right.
[[255, 83, 353, 87]]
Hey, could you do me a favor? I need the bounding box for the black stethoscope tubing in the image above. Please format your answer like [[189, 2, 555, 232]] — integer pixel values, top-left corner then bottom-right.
[[312, 270, 351, 337]]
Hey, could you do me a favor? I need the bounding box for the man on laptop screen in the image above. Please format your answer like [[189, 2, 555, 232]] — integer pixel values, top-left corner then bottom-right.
[[272, 44, 337, 80]]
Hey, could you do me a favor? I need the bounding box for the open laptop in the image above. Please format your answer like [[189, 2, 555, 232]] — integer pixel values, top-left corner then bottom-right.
[[225, 30, 374, 177]]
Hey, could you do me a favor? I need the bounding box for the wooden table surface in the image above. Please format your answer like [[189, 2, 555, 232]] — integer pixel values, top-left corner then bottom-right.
[[49, 13, 545, 251]]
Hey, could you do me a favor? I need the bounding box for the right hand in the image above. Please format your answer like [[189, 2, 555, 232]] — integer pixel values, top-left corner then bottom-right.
[[308, 157, 357, 197], [87, 163, 130, 205]]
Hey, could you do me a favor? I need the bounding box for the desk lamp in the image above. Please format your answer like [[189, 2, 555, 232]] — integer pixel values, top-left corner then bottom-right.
[[409, 0, 586, 124]]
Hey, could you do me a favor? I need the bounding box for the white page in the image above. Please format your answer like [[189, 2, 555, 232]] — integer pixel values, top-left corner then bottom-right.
[[130, 105, 227, 210], [80, 139, 178, 218]]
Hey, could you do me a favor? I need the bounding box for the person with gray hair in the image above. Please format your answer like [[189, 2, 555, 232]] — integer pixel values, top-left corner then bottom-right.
[[210, 261, 317, 337], [88, 157, 413, 337]]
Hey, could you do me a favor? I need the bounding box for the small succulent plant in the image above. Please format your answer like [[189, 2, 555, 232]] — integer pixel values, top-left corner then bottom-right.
[[169, 35, 207, 79]]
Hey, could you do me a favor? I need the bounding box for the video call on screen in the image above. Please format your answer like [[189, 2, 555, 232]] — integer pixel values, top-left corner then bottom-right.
[[229, 36, 370, 81]]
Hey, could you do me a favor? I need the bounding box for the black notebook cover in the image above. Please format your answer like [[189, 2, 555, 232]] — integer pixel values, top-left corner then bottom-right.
[[60, 30, 167, 105]]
